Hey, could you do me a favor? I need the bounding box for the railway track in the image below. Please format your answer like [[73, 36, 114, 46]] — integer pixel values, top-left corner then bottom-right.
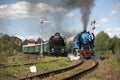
[[14, 59, 98, 80], [62, 60, 98, 80]]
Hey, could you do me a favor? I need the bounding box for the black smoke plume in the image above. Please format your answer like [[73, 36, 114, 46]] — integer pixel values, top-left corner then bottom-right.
[[64, 0, 95, 30], [21, 0, 94, 32], [0, 0, 95, 39]]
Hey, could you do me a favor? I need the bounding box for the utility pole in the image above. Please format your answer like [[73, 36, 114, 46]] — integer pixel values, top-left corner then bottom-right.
[[40, 18, 49, 57]]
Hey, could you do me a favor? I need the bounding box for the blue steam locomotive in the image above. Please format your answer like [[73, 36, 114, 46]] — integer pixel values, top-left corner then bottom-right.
[[73, 30, 95, 59]]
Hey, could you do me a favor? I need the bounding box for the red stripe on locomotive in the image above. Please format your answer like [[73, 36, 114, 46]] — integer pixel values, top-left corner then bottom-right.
[[82, 50, 91, 55]]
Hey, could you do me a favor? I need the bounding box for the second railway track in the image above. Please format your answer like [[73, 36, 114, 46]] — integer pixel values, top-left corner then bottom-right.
[[15, 59, 98, 80]]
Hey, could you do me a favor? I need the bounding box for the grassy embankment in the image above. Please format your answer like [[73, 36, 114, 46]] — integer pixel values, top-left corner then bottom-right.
[[0, 53, 72, 80]]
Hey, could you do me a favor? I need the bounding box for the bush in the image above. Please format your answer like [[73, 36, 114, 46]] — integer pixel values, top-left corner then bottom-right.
[[0, 52, 7, 64], [116, 50, 120, 63], [7, 48, 14, 56]]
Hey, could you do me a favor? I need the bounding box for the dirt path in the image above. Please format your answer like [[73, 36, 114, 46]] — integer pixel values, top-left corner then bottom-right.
[[80, 60, 117, 80]]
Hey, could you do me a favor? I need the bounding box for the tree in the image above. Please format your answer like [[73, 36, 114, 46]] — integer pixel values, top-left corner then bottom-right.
[[22, 39, 28, 45], [0, 34, 22, 55], [95, 31, 110, 52], [37, 38, 43, 44], [0, 34, 10, 51], [110, 36, 120, 54], [10, 36, 22, 52]]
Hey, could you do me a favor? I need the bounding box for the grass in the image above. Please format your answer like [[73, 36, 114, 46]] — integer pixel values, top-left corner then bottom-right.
[[0, 56, 72, 79], [105, 55, 120, 80], [3, 56, 70, 66], [106, 55, 120, 68], [87, 73, 104, 80]]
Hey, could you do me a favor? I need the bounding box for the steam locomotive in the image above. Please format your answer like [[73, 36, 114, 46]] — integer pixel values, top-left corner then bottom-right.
[[22, 32, 66, 57], [49, 32, 66, 57], [73, 30, 95, 59]]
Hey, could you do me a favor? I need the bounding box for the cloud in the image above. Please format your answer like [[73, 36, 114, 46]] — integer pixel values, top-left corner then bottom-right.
[[94, 27, 120, 38], [15, 35, 40, 41], [0, 5, 7, 9], [0, 1, 28, 18], [105, 27, 120, 38], [110, 10, 118, 16], [0, 1, 54, 19], [15, 35, 26, 41], [113, 2, 120, 9], [65, 12, 75, 18], [109, 9, 120, 20], [95, 18, 108, 28], [99, 18, 108, 24]]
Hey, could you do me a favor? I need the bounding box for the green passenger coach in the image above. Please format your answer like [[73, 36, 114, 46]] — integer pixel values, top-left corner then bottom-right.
[[22, 42, 49, 54]]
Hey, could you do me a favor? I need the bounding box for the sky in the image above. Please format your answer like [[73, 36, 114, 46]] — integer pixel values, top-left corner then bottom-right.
[[0, 0, 120, 41]]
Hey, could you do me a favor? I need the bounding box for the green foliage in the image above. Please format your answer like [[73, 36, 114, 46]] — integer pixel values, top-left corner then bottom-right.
[[7, 48, 14, 56], [16, 45, 22, 52], [106, 55, 120, 80], [95, 31, 110, 52], [0, 68, 8, 80], [0, 34, 10, 51], [3, 56, 71, 77], [0, 53, 7, 64], [37, 37, 43, 43], [0, 34, 22, 56], [116, 50, 120, 62], [110, 36, 120, 53], [87, 73, 104, 79], [103, 50, 113, 58], [95, 31, 120, 56], [22, 39, 27, 45]]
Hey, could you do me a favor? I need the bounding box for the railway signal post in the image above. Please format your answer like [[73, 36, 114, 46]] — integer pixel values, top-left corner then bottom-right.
[[40, 18, 49, 57]]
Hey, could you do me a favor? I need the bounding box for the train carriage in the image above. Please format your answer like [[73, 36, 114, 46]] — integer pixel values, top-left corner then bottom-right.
[[22, 42, 49, 55]]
